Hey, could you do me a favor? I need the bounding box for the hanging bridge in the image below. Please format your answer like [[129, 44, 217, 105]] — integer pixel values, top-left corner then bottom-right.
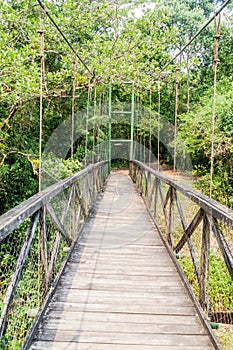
[[0, 160, 233, 349], [1, 1, 233, 349]]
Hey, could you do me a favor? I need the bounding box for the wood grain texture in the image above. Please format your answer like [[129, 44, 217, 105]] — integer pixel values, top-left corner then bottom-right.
[[29, 173, 215, 349]]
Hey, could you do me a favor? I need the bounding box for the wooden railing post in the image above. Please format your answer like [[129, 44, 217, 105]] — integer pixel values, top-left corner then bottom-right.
[[129, 160, 233, 329], [147, 172, 152, 207], [199, 214, 210, 310], [0, 211, 40, 337], [168, 187, 174, 248], [0, 161, 108, 345], [39, 207, 49, 299], [71, 187, 76, 240], [153, 178, 159, 219]]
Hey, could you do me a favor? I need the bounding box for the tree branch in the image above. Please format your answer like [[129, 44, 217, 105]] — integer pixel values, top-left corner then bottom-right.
[[0, 151, 38, 175], [0, 105, 21, 132]]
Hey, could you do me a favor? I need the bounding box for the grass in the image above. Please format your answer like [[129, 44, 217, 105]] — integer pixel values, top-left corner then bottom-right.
[[214, 325, 233, 350]]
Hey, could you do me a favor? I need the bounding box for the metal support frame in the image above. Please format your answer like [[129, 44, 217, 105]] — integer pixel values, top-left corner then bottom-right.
[[108, 81, 135, 171]]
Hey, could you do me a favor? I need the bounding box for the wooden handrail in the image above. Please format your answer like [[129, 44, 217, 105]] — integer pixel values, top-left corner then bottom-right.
[[130, 160, 233, 325], [0, 161, 108, 345], [0, 161, 108, 241], [131, 160, 233, 228]]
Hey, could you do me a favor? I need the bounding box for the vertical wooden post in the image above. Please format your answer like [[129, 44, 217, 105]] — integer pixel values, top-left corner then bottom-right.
[[39, 207, 48, 299], [168, 187, 174, 248], [71, 186, 76, 240], [199, 213, 210, 309], [154, 177, 159, 220], [147, 172, 152, 207]]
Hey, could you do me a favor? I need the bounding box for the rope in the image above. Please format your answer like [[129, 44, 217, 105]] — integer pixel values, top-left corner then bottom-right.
[[206, 218, 211, 317], [92, 83, 97, 163], [149, 85, 152, 167], [187, 45, 191, 112], [174, 60, 180, 172], [210, 15, 221, 198], [38, 9, 46, 307], [36, 0, 94, 77], [97, 91, 101, 162], [130, 83, 135, 161], [71, 56, 76, 160], [142, 89, 146, 164], [85, 80, 91, 166], [38, 22, 45, 193], [135, 93, 139, 160], [157, 79, 161, 171], [108, 82, 112, 173], [139, 87, 143, 163], [158, 0, 231, 77]]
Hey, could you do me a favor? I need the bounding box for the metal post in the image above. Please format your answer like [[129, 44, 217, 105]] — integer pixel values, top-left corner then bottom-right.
[[130, 84, 135, 160], [108, 82, 112, 173]]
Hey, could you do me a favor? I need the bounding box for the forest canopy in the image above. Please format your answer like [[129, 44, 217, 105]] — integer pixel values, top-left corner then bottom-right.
[[0, 0, 233, 213]]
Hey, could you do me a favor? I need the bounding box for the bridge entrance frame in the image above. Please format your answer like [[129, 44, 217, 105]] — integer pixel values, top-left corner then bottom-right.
[[108, 81, 135, 173]]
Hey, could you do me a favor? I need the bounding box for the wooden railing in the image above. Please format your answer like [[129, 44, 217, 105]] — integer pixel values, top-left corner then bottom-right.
[[130, 160, 233, 325], [0, 161, 108, 349]]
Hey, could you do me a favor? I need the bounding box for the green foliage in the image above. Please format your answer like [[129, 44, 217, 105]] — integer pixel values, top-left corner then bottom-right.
[[215, 326, 233, 350], [179, 255, 199, 295], [0, 0, 178, 214], [41, 153, 82, 188], [209, 254, 233, 311], [180, 248, 233, 350], [0, 155, 38, 214], [178, 78, 233, 206], [1, 2, 233, 349], [111, 159, 129, 169], [178, 252, 233, 311]]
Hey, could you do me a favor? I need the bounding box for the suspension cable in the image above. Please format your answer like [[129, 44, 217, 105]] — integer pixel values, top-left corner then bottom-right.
[[210, 15, 221, 198], [97, 90, 101, 162], [85, 79, 91, 166], [174, 60, 180, 172], [187, 45, 191, 112], [157, 79, 161, 171], [71, 56, 76, 160], [134, 93, 139, 159], [38, 9, 45, 307], [158, 0, 231, 77], [38, 21, 44, 193], [36, 0, 94, 77], [93, 83, 97, 163], [149, 84, 152, 167], [143, 90, 146, 164]]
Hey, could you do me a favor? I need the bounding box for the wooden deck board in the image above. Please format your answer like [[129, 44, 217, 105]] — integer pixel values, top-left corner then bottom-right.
[[34, 331, 213, 346], [29, 173, 215, 349], [30, 342, 213, 350], [42, 311, 201, 324]]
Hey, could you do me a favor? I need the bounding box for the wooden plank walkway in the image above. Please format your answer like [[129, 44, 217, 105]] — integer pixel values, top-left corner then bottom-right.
[[30, 172, 215, 350]]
